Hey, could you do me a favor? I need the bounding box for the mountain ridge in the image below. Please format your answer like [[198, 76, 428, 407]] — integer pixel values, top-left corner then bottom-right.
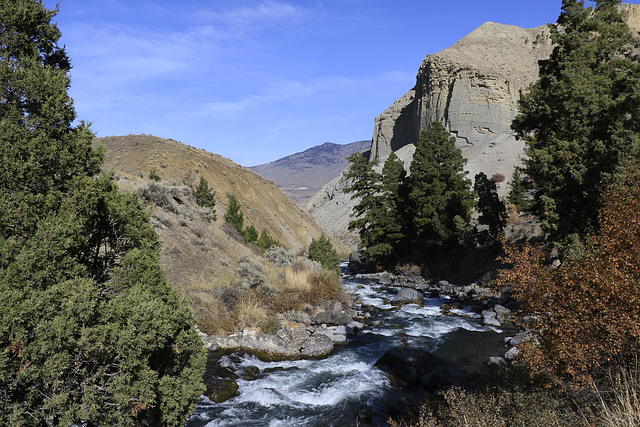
[[250, 140, 370, 203]]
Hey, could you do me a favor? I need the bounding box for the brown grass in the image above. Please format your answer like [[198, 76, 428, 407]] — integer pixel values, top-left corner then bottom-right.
[[235, 297, 268, 328], [595, 363, 640, 427], [283, 267, 312, 292]]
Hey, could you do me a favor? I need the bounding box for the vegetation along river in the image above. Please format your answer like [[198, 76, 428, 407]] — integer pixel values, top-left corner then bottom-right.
[[187, 264, 512, 426]]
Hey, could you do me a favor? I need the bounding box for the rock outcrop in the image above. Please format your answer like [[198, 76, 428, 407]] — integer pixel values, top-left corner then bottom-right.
[[306, 5, 640, 249]]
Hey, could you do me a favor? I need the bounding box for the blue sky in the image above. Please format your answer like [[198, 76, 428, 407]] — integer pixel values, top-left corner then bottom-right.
[[44, 0, 621, 166]]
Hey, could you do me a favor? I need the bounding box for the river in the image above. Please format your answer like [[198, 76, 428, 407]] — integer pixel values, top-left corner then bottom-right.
[[187, 264, 508, 426]]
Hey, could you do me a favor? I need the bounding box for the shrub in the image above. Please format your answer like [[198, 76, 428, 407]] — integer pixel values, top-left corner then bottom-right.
[[497, 172, 640, 388], [308, 234, 341, 275], [149, 168, 162, 182], [390, 386, 586, 427], [236, 256, 267, 288], [264, 246, 294, 267], [491, 172, 506, 183]]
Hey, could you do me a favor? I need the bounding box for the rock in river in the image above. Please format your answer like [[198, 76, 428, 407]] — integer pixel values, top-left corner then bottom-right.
[[392, 288, 424, 306]]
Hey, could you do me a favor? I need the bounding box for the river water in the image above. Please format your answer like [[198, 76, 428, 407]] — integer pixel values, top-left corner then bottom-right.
[[187, 265, 503, 426]]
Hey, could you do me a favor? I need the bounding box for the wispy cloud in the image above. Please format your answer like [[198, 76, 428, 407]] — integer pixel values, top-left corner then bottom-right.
[[187, 71, 414, 119], [64, 1, 312, 89], [209, 1, 309, 27]]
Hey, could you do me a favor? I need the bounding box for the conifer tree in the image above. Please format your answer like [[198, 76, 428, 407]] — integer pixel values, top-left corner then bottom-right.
[[308, 234, 341, 275], [344, 152, 382, 247], [406, 122, 474, 247], [0, 2, 205, 424], [474, 172, 507, 241], [224, 194, 244, 233], [193, 175, 217, 219], [512, 0, 640, 245], [368, 152, 407, 258]]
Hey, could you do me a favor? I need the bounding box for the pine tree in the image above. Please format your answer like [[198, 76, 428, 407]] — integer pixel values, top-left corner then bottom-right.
[[193, 175, 217, 219], [243, 224, 259, 243], [224, 194, 244, 233], [474, 172, 507, 241], [512, 0, 640, 245], [308, 234, 341, 275], [366, 152, 407, 258], [344, 152, 382, 246], [0, 2, 205, 424], [406, 122, 474, 247]]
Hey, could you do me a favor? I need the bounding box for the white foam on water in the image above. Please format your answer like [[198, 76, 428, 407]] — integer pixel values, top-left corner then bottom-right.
[[190, 274, 501, 426]]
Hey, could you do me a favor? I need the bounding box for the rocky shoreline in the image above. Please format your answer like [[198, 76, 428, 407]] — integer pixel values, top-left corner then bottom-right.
[[199, 269, 527, 404]]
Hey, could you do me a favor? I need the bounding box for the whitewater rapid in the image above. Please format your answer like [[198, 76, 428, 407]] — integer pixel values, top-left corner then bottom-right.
[[188, 267, 497, 426]]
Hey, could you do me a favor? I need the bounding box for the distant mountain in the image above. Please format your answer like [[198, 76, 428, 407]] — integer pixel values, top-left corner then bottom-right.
[[250, 140, 371, 203]]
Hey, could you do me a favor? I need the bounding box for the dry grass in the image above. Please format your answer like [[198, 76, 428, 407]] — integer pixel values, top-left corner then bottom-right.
[[283, 267, 311, 292], [235, 297, 268, 328], [595, 363, 640, 427]]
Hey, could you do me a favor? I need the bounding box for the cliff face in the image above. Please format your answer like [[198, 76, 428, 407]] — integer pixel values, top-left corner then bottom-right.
[[371, 22, 553, 171], [309, 4, 640, 249]]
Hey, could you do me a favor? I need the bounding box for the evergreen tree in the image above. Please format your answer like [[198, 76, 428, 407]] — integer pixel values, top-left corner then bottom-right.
[[474, 172, 507, 241], [367, 152, 407, 258], [406, 122, 474, 247], [344, 152, 382, 247], [0, 2, 206, 425], [507, 167, 531, 212], [512, 0, 640, 245], [224, 194, 244, 233], [308, 234, 341, 275], [243, 224, 259, 243], [193, 175, 217, 219], [257, 229, 278, 252]]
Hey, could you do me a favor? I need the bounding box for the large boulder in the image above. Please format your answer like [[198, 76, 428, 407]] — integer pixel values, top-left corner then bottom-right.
[[312, 300, 352, 325], [202, 324, 336, 360], [301, 334, 333, 358], [392, 288, 424, 306]]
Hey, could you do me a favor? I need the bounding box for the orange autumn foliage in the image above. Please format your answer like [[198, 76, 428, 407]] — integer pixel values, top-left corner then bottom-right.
[[497, 173, 640, 388]]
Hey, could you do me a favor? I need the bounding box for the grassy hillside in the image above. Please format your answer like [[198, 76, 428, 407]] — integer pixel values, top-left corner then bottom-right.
[[94, 134, 350, 333]]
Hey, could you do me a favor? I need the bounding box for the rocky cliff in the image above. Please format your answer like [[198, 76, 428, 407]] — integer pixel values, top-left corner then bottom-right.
[[307, 4, 640, 249]]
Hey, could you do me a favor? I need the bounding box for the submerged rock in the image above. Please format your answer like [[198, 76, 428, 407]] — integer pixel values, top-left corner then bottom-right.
[[375, 348, 447, 389], [204, 378, 239, 403]]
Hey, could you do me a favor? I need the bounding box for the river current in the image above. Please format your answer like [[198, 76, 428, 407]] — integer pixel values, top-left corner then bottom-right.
[[187, 264, 500, 426]]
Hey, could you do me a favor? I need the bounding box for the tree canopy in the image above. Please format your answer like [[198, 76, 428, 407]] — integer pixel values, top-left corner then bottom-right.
[[0, 2, 206, 424], [512, 0, 640, 246], [406, 122, 474, 247]]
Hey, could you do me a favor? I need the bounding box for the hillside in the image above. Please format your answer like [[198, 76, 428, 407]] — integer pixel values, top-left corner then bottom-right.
[[94, 134, 350, 332], [250, 140, 370, 203]]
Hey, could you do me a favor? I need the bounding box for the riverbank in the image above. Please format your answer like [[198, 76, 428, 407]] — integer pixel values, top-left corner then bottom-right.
[[192, 265, 529, 423]]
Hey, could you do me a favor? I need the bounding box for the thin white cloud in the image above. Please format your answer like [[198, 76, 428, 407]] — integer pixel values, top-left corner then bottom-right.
[[186, 71, 414, 119], [203, 1, 309, 29]]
